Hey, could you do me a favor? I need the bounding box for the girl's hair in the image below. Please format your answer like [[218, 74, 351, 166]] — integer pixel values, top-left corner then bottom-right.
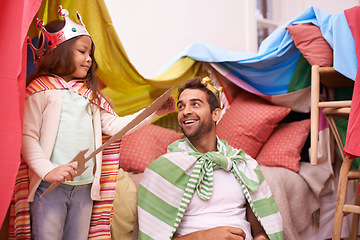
[[27, 20, 101, 103], [178, 77, 220, 113]]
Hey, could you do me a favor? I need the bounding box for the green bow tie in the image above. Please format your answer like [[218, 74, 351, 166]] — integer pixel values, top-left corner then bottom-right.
[[189, 151, 260, 201]]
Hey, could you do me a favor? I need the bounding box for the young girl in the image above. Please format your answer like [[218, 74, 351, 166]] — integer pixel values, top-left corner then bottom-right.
[[22, 6, 174, 239]]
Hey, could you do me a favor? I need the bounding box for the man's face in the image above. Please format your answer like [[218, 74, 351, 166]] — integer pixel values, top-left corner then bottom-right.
[[177, 89, 215, 141]]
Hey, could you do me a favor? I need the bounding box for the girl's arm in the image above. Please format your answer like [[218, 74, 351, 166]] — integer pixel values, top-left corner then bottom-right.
[[101, 97, 175, 136], [21, 91, 56, 179]]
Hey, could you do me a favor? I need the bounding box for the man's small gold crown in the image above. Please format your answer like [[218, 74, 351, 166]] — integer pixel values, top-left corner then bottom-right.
[[201, 77, 223, 109]]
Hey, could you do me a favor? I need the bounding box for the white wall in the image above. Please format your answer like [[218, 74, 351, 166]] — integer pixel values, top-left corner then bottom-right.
[[278, 0, 359, 24], [104, 0, 359, 78], [105, 0, 253, 78]]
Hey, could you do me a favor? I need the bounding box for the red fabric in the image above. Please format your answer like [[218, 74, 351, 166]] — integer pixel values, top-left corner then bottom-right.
[[344, 7, 360, 159], [0, 0, 41, 226]]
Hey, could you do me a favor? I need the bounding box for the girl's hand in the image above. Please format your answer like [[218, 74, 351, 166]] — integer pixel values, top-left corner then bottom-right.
[[156, 96, 176, 116], [44, 162, 78, 183]]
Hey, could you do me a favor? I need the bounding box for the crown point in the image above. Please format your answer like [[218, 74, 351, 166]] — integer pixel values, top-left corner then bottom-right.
[[36, 19, 43, 30], [58, 6, 69, 18]]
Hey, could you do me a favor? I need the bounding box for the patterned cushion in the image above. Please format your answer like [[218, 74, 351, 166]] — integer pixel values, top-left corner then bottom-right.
[[119, 124, 183, 173], [216, 91, 291, 158], [286, 23, 333, 67], [256, 119, 311, 172]]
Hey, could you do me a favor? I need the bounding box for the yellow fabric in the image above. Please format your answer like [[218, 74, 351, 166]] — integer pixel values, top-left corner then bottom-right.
[[102, 57, 202, 115], [30, 0, 202, 116], [111, 169, 137, 240]]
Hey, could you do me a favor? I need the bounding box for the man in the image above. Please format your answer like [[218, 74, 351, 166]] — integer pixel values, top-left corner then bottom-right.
[[137, 77, 283, 240]]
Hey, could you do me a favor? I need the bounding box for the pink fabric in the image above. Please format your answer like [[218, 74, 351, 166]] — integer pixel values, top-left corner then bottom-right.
[[344, 7, 360, 159], [0, 0, 41, 226]]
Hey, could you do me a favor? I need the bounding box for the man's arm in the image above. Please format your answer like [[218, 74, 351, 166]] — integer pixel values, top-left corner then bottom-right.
[[173, 226, 246, 240], [246, 202, 269, 240]]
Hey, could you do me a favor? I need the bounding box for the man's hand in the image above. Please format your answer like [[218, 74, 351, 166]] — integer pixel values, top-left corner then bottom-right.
[[253, 233, 269, 240], [44, 162, 78, 183], [174, 226, 246, 240], [156, 96, 176, 116]]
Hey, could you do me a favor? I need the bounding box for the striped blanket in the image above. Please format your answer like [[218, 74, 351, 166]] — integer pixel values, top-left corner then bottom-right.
[[9, 75, 120, 239], [138, 138, 283, 240]]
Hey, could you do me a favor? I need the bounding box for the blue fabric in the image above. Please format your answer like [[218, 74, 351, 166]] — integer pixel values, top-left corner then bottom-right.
[[158, 7, 357, 95]]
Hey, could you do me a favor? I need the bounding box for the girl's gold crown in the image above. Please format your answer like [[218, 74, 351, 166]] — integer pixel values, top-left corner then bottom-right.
[[201, 77, 223, 109]]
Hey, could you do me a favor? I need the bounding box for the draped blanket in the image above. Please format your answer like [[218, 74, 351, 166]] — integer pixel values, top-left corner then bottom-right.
[[9, 75, 120, 239], [138, 138, 283, 240]]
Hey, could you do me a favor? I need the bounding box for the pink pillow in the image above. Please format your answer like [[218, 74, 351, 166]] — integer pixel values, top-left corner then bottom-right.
[[286, 23, 333, 66], [119, 124, 183, 173], [256, 119, 311, 172], [216, 91, 291, 158]]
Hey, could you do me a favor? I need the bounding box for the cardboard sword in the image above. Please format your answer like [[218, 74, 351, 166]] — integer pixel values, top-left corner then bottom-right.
[[40, 87, 174, 197]]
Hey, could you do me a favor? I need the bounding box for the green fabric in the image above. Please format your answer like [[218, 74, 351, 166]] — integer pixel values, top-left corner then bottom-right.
[[287, 54, 311, 93], [138, 138, 284, 240]]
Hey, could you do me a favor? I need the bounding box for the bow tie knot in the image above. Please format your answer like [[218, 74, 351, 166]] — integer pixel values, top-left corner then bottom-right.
[[190, 150, 259, 201]]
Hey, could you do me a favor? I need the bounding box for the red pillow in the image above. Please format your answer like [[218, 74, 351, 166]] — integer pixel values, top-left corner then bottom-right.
[[216, 91, 291, 158], [119, 124, 183, 173], [256, 119, 311, 172], [286, 23, 333, 66]]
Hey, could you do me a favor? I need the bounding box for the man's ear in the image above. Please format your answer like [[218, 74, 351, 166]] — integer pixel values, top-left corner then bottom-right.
[[212, 108, 222, 122]]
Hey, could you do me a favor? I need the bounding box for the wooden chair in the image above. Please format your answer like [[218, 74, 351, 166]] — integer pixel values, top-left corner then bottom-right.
[[310, 65, 353, 165], [323, 106, 360, 240], [310, 65, 360, 239]]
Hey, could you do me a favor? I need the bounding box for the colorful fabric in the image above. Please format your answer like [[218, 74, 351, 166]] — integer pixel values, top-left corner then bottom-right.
[[9, 161, 31, 239], [26, 75, 115, 115], [10, 76, 120, 239], [158, 7, 356, 99], [138, 138, 283, 240]]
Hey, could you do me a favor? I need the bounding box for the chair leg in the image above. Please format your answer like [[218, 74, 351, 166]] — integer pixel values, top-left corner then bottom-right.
[[310, 65, 320, 165], [350, 179, 360, 240], [333, 157, 354, 240]]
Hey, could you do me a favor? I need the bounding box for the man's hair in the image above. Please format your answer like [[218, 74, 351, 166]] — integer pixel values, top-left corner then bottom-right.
[[178, 77, 220, 112]]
